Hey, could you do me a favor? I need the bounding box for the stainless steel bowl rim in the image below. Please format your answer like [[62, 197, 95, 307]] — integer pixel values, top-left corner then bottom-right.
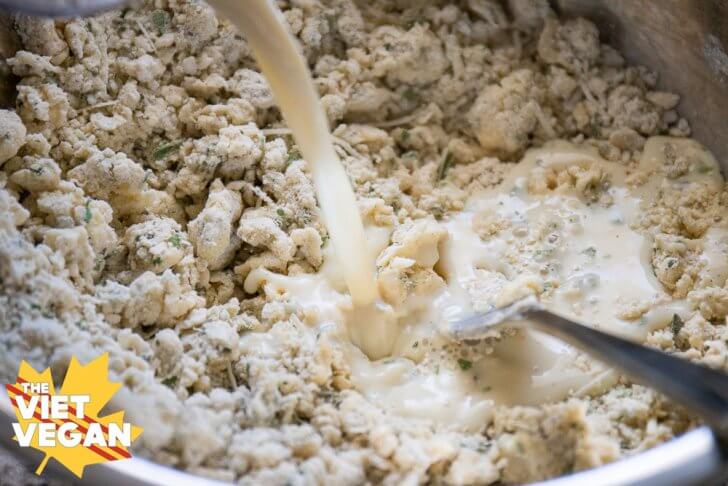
[[1, 0, 727, 484], [0, 389, 723, 485], [0, 0, 124, 18]]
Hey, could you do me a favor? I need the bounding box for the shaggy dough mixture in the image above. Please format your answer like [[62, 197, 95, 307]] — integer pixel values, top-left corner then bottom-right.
[[1, 1, 728, 484]]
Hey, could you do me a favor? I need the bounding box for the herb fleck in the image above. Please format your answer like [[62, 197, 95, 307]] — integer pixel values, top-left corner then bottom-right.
[[168, 233, 182, 248], [287, 149, 302, 163], [152, 256, 163, 265], [582, 246, 597, 258], [670, 313, 688, 351], [476, 440, 490, 453], [457, 358, 472, 371], [671, 314, 684, 335], [84, 200, 92, 223], [438, 152, 454, 180], [151, 9, 171, 34], [153, 140, 183, 161], [403, 87, 420, 103], [162, 376, 178, 387]]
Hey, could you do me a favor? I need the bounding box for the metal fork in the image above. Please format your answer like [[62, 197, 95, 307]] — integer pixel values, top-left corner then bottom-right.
[[0, 0, 128, 17], [451, 296, 728, 438]]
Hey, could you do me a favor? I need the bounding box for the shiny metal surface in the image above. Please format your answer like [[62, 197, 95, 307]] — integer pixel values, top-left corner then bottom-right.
[[0, 0, 126, 18], [1, 380, 724, 486], [0, 0, 727, 485], [555, 0, 728, 162]]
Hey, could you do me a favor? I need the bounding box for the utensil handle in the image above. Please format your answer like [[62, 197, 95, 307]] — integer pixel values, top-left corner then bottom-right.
[[528, 309, 728, 438]]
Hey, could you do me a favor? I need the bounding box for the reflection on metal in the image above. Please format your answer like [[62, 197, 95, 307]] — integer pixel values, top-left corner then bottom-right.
[[0, 0, 128, 18], [556, 0, 728, 164]]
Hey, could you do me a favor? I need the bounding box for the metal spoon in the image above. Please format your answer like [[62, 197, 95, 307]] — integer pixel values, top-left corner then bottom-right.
[[0, 0, 128, 17], [451, 295, 728, 438]]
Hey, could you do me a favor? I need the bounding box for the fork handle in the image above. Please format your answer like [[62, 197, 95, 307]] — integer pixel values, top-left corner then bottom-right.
[[528, 309, 728, 438]]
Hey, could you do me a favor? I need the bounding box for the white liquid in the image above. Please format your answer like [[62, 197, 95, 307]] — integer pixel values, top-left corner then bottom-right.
[[208, 0, 378, 307], [243, 137, 725, 429]]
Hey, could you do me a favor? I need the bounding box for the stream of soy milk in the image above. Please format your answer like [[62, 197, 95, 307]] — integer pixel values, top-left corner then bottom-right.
[[207, 0, 378, 308]]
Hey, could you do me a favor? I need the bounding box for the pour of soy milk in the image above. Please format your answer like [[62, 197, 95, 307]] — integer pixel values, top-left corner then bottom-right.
[[208, 0, 378, 309]]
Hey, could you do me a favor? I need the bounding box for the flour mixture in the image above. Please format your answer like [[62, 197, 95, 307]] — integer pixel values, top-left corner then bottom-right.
[[1, 1, 728, 484]]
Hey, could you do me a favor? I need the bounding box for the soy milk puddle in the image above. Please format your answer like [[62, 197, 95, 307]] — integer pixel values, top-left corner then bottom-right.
[[243, 138, 723, 430]]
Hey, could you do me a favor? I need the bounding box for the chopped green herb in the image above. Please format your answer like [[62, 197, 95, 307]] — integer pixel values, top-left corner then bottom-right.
[[153, 140, 183, 161], [402, 87, 420, 103], [696, 164, 714, 173], [321, 234, 330, 248], [589, 119, 601, 137], [384, 43, 392, 51], [84, 200, 92, 223], [666, 258, 677, 268], [412, 341, 419, 348], [152, 256, 163, 265], [277, 208, 285, 217], [476, 440, 490, 453], [29, 166, 43, 174], [151, 9, 171, 34], [406, 18, 425, 29], [400, 129, 410, 142], [670, 313, 684, 336], [457, 358, 472, 371], [287, 149, 302, 163], [438, 152, 454, 180], [168, 233, 182, 248], [582, 246, 597, 258], [670, 314, 684, 334], [162, 376, 178, 387]]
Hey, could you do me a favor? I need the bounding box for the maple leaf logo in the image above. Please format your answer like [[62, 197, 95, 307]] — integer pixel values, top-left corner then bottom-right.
[[4, 353, 143, 478]]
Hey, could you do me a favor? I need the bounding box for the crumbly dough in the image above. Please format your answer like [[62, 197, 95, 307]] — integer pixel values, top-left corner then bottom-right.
[[1, 1, 726, 484]]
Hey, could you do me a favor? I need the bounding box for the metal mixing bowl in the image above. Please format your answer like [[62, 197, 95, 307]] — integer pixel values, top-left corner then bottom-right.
[[1, 0, 727, 484]]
